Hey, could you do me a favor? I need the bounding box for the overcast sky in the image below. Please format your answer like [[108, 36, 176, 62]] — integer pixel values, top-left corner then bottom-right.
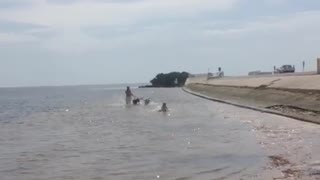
[[0, 0, 320, 87]]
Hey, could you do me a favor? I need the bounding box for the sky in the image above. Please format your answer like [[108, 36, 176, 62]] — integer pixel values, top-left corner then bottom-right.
[[0, 0, 320, 87]]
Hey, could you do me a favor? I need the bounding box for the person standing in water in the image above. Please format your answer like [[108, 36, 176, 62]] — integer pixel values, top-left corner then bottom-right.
[[125, 86, 135, 104]]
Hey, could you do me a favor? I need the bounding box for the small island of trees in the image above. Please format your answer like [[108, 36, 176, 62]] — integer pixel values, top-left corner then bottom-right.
[[141, 72, 190, 88]]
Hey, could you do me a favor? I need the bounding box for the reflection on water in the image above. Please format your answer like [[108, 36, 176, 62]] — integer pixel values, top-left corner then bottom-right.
[[0, 86, 266, 180]]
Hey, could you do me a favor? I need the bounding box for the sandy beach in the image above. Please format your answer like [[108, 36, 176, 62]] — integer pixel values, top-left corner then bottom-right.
[[185, 73, 320, 124], [183, 73, 320, 179]]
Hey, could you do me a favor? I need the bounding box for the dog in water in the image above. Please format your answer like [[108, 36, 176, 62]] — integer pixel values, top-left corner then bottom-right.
[[132, 98, 140, 105], [144, 99, 150, 105]]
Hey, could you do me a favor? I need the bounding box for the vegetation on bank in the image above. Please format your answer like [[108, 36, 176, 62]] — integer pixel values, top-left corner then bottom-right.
[[143, 72, 189, 87]]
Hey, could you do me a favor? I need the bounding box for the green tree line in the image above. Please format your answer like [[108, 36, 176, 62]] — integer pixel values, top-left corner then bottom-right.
[[150, 72, 189, 87]]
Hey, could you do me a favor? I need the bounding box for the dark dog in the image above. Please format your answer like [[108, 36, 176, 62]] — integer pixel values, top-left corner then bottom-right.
[[144, 99, 150, 105], [132, 98, 140, 105]]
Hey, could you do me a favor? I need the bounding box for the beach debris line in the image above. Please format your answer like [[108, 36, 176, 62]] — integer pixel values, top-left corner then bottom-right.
[[269, 155, 290, 167], [266, 105, 320, 117]]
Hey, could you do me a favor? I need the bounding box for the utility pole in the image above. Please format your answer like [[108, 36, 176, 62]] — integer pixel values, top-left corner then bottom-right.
[[317, 58, 320, 74]]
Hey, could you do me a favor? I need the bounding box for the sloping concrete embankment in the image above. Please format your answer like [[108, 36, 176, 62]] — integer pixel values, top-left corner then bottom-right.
[[184, 74, 320, 124]]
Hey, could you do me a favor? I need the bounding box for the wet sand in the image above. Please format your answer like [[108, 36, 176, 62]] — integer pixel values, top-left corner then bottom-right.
[[237, 110, 320, 180], [184, 85, 320, 179]]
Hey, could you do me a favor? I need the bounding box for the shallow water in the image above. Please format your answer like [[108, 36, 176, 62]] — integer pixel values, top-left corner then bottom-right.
[[1, 86, 317, 179]]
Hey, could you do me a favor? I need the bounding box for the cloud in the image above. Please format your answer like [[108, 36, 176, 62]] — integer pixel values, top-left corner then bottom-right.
[[0, 20, 55, 43], [0, 0, 239, 27], [0, 0, 239, 49], [0, 32, 36, 44], [263, 0, 289, 6], [2, 0, 320, 87], [203, 11, 320, 37], [0, 20, 47, 32], [0, 0, 39, 9]]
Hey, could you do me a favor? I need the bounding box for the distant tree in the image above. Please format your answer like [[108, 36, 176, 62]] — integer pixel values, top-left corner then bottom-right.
[[150, 71, 190, 87]]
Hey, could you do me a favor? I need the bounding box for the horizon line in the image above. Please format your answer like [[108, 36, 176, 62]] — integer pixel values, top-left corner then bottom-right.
[[0, 82, 150, 89]]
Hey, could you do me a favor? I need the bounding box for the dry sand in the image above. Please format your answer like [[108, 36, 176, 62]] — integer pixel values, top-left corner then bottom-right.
[[185, 74, 320, 124], [187, 73, 320, 90]]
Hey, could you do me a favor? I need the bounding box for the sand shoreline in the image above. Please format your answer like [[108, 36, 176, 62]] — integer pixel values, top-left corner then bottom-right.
[[186, 73, 320, 90], [183, 84, 320, 179], [184, 82, 320, 124]]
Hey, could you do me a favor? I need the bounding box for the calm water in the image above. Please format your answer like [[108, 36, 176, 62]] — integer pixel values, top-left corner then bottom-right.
[[0, 85, 265, 180]]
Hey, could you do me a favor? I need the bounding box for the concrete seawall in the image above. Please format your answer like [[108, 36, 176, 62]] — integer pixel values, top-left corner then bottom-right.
[[185, 73, 320, 124], [187, 73, 320, 90]]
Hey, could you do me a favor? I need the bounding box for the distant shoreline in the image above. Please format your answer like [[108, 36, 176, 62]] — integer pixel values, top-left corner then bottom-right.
[[139, 85, 184, 88], [138, 85, 154, 88], [0, 83, 147, 89]]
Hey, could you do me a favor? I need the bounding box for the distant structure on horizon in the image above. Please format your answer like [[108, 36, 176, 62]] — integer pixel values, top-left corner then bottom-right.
[[317, 58, 320, 74], [207, 67, 224, 80]]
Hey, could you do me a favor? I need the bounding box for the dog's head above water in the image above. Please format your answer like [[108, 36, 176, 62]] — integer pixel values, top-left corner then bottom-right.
[[132, 98, 140, 105]]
